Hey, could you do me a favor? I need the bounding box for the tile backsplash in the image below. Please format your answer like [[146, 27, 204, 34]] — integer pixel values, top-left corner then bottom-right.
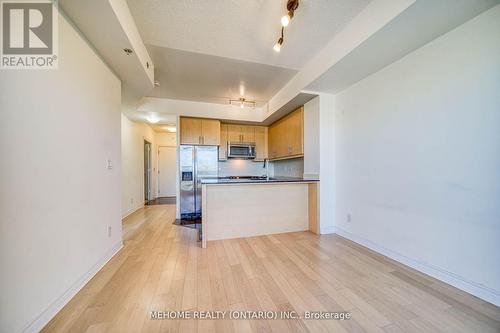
[[218, 157, 304, 178], [218, 159, 268, 177], [272, 157, 304, 178]]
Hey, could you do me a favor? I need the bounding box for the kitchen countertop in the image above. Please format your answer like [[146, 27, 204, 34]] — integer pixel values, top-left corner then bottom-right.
[[200, 176, 319, 185]]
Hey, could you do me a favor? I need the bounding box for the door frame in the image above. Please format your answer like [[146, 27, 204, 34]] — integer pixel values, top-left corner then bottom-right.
[[144, 139, 152, 203]]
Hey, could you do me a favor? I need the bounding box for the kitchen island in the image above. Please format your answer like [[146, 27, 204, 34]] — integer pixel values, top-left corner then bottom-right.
[[200, 177, 319, 248]]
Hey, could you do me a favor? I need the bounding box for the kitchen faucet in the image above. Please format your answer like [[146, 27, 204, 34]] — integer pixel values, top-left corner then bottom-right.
[[263, 158, 269, 180]]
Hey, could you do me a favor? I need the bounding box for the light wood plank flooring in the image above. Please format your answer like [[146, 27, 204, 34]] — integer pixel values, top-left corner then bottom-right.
[[43, 204, 500, 332]]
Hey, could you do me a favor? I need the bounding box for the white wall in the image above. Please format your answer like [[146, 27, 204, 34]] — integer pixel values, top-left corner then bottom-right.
[[0, 10, 122, 333], [303, 97, 320, 178], [318, 94, 336, 234], [333, 6, 500, 305], [156, 132, 177, 146], [121, 114, 157, 217]]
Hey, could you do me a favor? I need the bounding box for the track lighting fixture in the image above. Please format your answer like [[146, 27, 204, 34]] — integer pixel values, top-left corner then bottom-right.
[[229, 97, 256, 109], [274, 0, 299, 52], [273, 28, 284, 52]]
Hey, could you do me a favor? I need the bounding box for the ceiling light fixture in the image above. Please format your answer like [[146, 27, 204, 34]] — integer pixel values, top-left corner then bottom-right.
[[273, 28, 284, 52], [274, 0, 299, 52], [230, 97, 256, 109], [166, 126, 176, 132], [147, 114, 159, 123]]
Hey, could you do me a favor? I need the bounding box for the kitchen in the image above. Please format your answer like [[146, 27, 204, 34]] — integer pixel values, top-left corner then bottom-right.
[[178, 106, 320, 247], [4, 1, 499, 332]]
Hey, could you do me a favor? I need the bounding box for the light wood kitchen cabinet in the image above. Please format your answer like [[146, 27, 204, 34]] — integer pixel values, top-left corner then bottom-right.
[[221, 124, 268, 161], [180, 117, 220, 145], [180, 117, 202, 145], [219, 124, 228, 160], [201, 119, 220, 145], [268, 106, 304, 160], [227, 124, 255, 142], [241, 126, 255, 142], [227, 124, 242, 142], [286, 107, 304, 156], [254, 126, 268, 161]]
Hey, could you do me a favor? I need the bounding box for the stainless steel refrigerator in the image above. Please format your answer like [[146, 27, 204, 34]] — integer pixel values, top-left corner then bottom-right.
[[180, 145, 218, 219]]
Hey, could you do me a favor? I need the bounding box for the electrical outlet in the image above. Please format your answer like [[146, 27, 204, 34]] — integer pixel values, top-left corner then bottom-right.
[[107, 226, 112, 237], [346, 214, 352, 223]]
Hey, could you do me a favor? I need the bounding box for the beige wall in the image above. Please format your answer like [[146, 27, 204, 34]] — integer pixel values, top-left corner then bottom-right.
[[121, 115, 157, 217], [0, 10, 122, 333], [156, 132, 177, 146], [121, 118, 178, 217]]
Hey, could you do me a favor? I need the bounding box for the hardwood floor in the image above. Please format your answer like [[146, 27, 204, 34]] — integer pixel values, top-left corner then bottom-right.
[[43, 204, 500, 333]]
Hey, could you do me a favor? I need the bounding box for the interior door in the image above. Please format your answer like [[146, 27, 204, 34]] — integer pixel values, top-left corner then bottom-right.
[[158, 146, 177, 197]]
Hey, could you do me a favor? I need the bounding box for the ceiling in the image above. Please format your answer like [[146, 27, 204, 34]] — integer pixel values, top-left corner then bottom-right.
[[306, 0, 500, 94], [127, 0, 370, 69], [147, 45, 297, 107], [127, 0, 371, 104]]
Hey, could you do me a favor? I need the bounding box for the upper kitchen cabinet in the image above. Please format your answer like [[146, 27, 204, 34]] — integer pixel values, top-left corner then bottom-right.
[[254, 126, 268, 161], [227, 124, 255, 143], [268, 106, 304, 160], [219, 124, 228, 160], [180, 117, 220, 145], [201, 119, 221, 145]]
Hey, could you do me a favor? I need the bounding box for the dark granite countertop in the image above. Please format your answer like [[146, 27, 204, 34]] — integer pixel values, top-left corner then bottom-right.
[[200, 176, 319, 185]]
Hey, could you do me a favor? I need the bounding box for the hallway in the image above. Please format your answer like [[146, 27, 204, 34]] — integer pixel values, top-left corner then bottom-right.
[[43, 205, 500, 332]]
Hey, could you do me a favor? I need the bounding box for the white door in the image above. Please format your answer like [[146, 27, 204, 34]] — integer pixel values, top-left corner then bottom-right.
[[158, 146, 177, 197]]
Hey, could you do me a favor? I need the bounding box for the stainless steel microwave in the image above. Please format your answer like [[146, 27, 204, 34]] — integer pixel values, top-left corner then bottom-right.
[[227, 142, 256, 159]]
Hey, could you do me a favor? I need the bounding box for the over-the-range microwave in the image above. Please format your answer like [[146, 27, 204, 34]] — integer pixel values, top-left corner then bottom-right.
[[227, 142, 256, 159]]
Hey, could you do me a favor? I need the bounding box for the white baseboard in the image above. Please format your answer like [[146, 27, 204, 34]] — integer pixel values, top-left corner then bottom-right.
[[320, 225, 336, 234], [21, 242, 124, 333], [122, 203, 144, 219], [333, 226, 500, 307]]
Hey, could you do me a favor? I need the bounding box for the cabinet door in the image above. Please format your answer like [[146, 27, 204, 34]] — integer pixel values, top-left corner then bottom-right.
[[275, 120, 288, 158], [227, 124, 242, 142], [201, 119, 220, 145], [254, 126, 267, 161], [268, 121, 283, 159], [219, 124, 228, 160], [286, 107, 304, 156], [240, 125, 255, 142], [180, 117, 202, 144]]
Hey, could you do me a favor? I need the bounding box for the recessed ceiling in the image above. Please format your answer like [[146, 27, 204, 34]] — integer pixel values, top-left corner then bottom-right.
[[146, 45, 297, 106], [306, 0, 500, 94], [127, 0, 370, 70]]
